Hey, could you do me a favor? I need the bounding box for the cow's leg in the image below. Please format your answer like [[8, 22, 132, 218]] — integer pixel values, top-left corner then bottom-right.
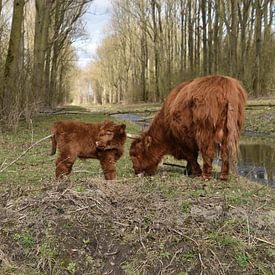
[[200, 141, 215, 180], [186, 151, 201, 177], [99, 153, 116, 180], [55, 153, 76, 179], [219, 137, 229, 181]]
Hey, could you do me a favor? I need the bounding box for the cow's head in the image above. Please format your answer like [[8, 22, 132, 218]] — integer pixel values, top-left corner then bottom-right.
[[96, 120, 126, 151], [129, 134, 159, 176]]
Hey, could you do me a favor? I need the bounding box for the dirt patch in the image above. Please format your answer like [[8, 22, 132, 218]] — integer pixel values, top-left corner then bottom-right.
[[0, 177, 275, 274]]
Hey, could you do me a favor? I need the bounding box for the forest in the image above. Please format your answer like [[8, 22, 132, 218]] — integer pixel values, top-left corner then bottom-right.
[[85, 0, 275, 104], [0, 0, 91, 130], [0, 0, 274, 129]]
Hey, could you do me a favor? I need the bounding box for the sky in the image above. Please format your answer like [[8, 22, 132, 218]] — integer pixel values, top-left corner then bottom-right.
[[75, 0, 112, 68]]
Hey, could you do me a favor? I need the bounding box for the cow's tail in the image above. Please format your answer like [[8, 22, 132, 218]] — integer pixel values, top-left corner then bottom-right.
[[50, 130, 57, 156], [226, 80, 247, 171]]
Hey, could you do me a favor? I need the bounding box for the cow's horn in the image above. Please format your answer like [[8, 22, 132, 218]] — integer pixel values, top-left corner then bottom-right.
[[127, 133, 139, 139]]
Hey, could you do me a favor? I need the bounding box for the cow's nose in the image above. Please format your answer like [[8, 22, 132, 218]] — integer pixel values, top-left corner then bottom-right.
[[96, 141, 99, 146]]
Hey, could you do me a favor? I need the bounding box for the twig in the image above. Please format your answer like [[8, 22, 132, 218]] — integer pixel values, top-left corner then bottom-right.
[[139, 226, 146, 251], [199, 252, 205, 275], [246, 216, 251, 246], [104, 250, 119, 256], [169, 228, 199, 246], [135, 115, 155, 122], [254, 237, 275, 247], [162, 162, 186, 169], [209, 248, 225, 275], [107, 109, 157, 116], [163, 248, 183, 271], [67, 205, 90, 214], [0, 134, 52, 173]]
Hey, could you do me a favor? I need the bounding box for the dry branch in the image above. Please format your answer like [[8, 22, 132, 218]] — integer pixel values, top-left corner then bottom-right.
[[107, 109, 158, 116], [162, 162, 186, 169], [0, 134, 52, 173], [40, 111, 93, 116]]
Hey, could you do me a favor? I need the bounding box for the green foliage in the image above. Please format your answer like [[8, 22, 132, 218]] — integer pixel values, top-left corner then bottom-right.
[[14, 231, 35, 250], [40, 241, 57, 260], [181, 201, 191, 214], [121, 262, 136, 274], [67, 262, 77, 274], [208, 232, 238, 248], [235, 252, 250, 269]]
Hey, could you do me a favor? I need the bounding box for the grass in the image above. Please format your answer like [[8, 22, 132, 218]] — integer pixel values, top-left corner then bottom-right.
[[0, 103, 274, 274]]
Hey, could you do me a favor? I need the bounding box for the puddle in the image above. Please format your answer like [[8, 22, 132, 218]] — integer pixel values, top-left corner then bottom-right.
[[239, 137, 275, 187], [113, 113, 275, 186]]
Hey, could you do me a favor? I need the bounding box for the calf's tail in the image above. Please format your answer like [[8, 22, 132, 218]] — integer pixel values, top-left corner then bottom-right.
[[50, 134, 57, 155]]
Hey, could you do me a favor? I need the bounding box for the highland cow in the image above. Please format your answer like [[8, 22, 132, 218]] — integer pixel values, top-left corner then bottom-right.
[[51, 120, 126, 180], [130, 75, 247, 180]]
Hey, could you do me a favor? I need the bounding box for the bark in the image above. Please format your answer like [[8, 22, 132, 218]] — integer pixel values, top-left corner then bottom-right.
[[201, 0, 207, 75], [230, 0, 238, 76], [151, 0, 160, 102], [188, 0, 194, 74], [253, 0, 262, 97], [208, 0, 213, 74], [1, 0, 25, 120]]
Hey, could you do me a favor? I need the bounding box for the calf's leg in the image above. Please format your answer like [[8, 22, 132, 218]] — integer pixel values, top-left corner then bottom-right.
[[55, 153, 76, 179], [99, 153, 116, 180]]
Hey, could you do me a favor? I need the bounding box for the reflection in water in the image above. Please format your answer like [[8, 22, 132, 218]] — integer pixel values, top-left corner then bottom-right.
[[238, 142, 275, 187]]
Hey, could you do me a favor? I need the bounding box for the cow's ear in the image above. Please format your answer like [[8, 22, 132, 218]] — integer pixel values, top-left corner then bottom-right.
[[144, 135, 152, 148]]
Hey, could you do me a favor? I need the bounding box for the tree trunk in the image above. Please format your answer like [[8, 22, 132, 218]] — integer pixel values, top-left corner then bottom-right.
[[188, 0, 194, 75], [253, 0, 262, 96], [151, 0, 160, 102], [1, 0, 25, 124], [201, 0, 207, 75], [208, 0, 213, 74], [213, 0, 221, 73], [230, 0, 238, 76]]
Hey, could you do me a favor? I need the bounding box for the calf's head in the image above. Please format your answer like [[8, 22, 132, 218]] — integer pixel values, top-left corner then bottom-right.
[[129, 135, 159, 176], [96, 120, 126, 150]]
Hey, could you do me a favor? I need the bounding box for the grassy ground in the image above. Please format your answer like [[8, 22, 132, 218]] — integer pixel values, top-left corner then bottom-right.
[[0, 103, 274, 275]]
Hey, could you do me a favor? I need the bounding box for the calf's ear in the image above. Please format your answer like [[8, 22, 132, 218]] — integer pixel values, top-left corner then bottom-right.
[[119, 124, 126, 133], [144, 135, 152, 148]]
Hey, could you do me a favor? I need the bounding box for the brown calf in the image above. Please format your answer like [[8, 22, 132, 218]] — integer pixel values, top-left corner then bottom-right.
[[51, 120, 126, 180]]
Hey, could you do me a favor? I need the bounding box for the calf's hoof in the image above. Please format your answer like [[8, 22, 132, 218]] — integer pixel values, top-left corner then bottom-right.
[[219, 174, 228, 181]]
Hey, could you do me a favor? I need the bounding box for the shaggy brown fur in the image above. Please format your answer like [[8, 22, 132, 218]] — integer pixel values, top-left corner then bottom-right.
[[130, 75, 247, 180], [51, 120, 126, 180]]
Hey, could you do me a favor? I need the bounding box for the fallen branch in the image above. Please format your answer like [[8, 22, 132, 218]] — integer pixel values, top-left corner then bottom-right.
[[40, 111, 93, 116], [107, 109, 158, 116], [162, 162, 186, 169], [135, 116, 155, 122], [254, 236, 275, 247], [0, 134, 52, 173], [246, 103, 275, 108]]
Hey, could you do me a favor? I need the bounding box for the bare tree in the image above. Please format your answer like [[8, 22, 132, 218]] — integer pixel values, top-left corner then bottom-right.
[[1, 0, 25, 128]]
